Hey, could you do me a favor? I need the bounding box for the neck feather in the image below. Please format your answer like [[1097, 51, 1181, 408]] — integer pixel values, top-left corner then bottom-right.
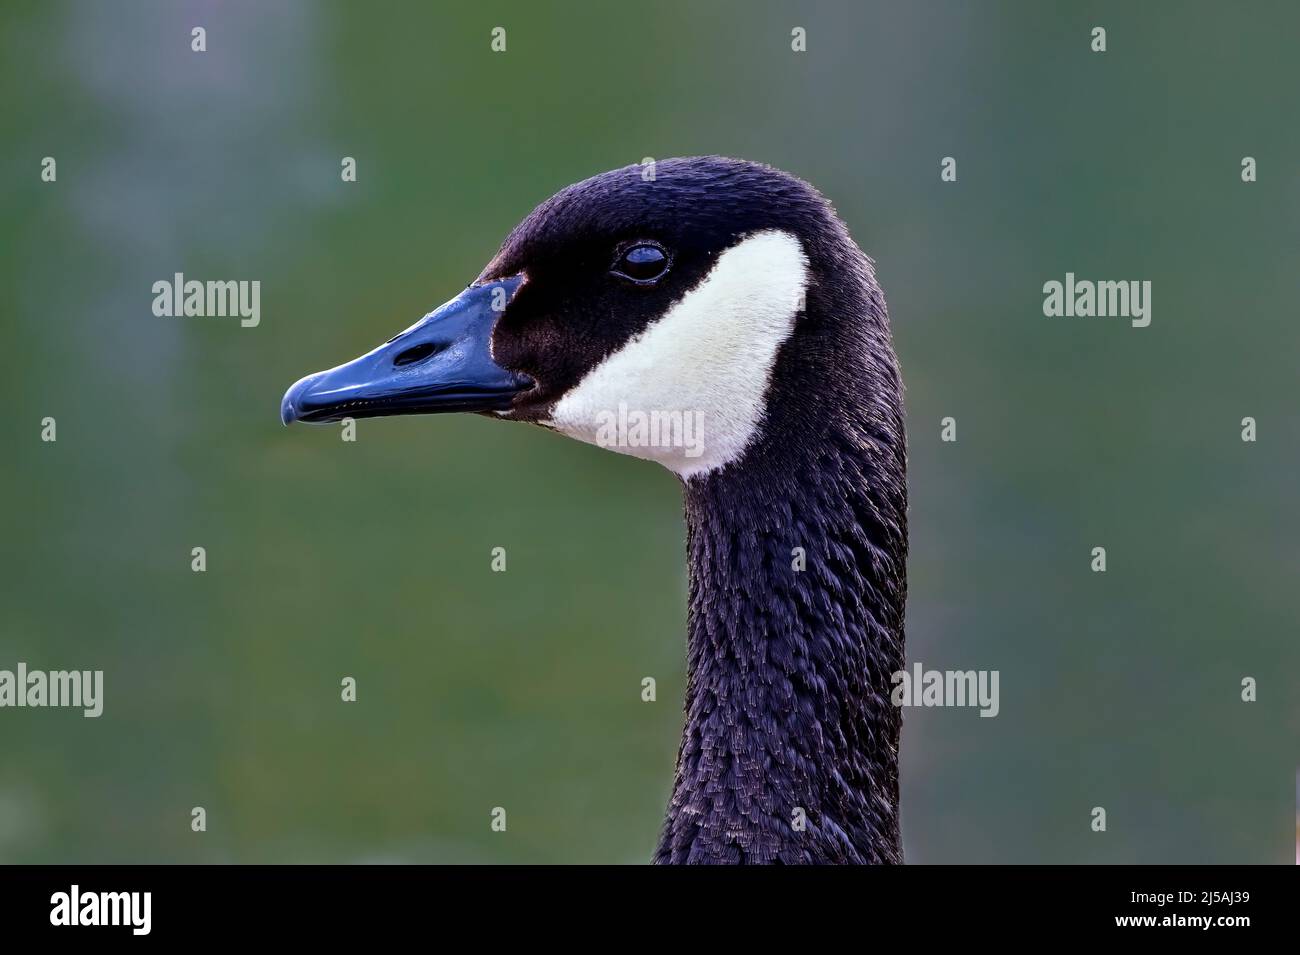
[[653, 256, 906, 864]]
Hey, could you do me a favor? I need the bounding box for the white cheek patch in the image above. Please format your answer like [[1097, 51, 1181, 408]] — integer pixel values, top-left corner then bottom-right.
[[545, 229, 808, 478]]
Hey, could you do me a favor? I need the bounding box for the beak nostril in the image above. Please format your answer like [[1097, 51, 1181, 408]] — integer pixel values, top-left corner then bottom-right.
[[393, 341, 444, 367]]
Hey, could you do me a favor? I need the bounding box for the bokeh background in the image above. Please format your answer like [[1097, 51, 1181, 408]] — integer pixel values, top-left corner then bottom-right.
[[2, 0, 1296, 863]]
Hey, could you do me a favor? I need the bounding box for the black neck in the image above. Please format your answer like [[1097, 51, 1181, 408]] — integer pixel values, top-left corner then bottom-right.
[[653, 258, 907, 864]]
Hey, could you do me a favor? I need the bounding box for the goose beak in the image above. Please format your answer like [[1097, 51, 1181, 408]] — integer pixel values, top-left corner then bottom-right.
[[280, 276, 529, 425]]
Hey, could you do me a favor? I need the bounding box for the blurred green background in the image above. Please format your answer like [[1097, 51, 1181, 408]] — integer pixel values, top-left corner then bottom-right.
[[1, 1, 1296, 863]]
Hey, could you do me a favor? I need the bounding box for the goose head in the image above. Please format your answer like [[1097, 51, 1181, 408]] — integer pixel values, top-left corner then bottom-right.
[[281, 157, 907, 863], [281, 156, 894, 480]]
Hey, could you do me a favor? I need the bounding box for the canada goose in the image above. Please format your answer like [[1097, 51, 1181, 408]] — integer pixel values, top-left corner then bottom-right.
[[281, 157, 907, 864]]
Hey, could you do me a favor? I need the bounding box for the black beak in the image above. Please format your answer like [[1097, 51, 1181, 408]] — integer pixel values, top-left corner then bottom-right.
[[280, 277, 529, 425]]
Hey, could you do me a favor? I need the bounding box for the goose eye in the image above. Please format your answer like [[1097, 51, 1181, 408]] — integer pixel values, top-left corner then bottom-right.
[[612, 243, 669, 283]]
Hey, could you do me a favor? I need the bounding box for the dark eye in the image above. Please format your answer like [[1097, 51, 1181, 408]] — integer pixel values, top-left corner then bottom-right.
[[612, 243, 669, 284]]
